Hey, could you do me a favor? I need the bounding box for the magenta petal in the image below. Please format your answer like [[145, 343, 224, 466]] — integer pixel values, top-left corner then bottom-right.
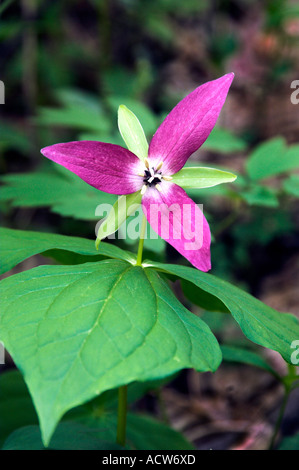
[[148, 73, 234, 174], [41, 141, 144, 195], [142, 183, 211, 271]]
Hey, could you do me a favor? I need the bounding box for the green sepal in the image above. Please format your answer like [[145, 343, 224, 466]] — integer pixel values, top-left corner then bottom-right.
[[172, 166, 237, 189], [118, 105, 149, 161], [95, 191, 142, 248]]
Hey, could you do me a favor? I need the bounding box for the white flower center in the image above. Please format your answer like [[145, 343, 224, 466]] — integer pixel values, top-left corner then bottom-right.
[[139, 159, 172, 195]]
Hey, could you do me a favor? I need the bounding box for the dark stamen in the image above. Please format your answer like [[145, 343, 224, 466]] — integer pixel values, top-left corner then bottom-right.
[[143, 167, 163, 187]]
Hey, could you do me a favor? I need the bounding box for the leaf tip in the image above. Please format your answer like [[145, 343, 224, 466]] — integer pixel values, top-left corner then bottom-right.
[[118, 104, 127, 114]]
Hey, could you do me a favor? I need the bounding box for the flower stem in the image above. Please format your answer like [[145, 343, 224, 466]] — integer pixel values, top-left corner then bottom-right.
[[116, 218, 147, 446], [116, 385, 127, 447], [136, 215, 147, 266]]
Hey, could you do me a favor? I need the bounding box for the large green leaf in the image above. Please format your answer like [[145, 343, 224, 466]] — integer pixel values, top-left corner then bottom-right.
[[246, 138, 299, 181], [0, 260, 221, 445], [118, 105, 149, 160], [0, 228, 136, 274], [0, 169, 116, 220], [172, 166, 236, 189], [144, 261, 299, 364]]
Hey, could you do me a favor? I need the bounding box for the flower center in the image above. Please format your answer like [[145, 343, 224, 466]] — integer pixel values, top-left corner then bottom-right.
[[143, 167, 163, 187], [139, 159, 172, 195]]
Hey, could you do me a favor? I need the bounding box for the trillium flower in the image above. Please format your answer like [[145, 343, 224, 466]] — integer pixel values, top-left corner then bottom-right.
[[41, 73, 236, 272]]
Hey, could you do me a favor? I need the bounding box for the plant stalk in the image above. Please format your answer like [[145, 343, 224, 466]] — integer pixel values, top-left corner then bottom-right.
[[116, 217, 147, 446], [269, 364, 298, 449], [116, 385, 128, 447], [136, 215, 147, 266]]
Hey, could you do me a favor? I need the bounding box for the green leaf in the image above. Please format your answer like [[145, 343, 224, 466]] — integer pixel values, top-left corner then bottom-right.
[[0, 228, 136, 274], [240, 185, 279, 207], [172, 166, 237, 189], [2, 413, 193, 450], [35, 106, 110, 132], [0, 369, 175, 448], [144, 261, 299, 364], [55, 88, 102, 112], [0, 371, 38, 447], [246, 138, 285, 180], [221, 345, 280, 379], [103, 67, 141, 98], [181, 280, 229, 313], [0, 169, 116, 220], [0, 260, 221, 445], [34, 88, 111, 133], [246, 138, 299, 181], [283, 175, 299, 197], [118, 105, 149, 160], [0, 370, 182, 450], [96, 192, 142, 247], [79, 412, 194, 450], [2, 422, 121, 450], [0, 121, 32, 154], [204, 127, 248, 153], [125, 413, 194, 450], [94, 375, 176, 411]]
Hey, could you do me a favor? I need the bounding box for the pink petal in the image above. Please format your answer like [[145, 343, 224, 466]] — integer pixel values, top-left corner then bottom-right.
[[148, 73, 234, 174], [41, 141, 144, 195], [142, 183, 211, 271]]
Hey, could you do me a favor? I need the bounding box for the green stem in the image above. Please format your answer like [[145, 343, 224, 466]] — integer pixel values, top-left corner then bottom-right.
[[116, 217, 147, 446], [287, 364, 298, 381], [269, 363, 298, 450], [116, 385, 127, 447], [269, 384, 290, 450], [136, 215, 147, 266]]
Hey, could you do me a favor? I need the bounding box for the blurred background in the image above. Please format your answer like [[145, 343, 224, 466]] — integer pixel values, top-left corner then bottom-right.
[[1, 0, 299, 450]]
